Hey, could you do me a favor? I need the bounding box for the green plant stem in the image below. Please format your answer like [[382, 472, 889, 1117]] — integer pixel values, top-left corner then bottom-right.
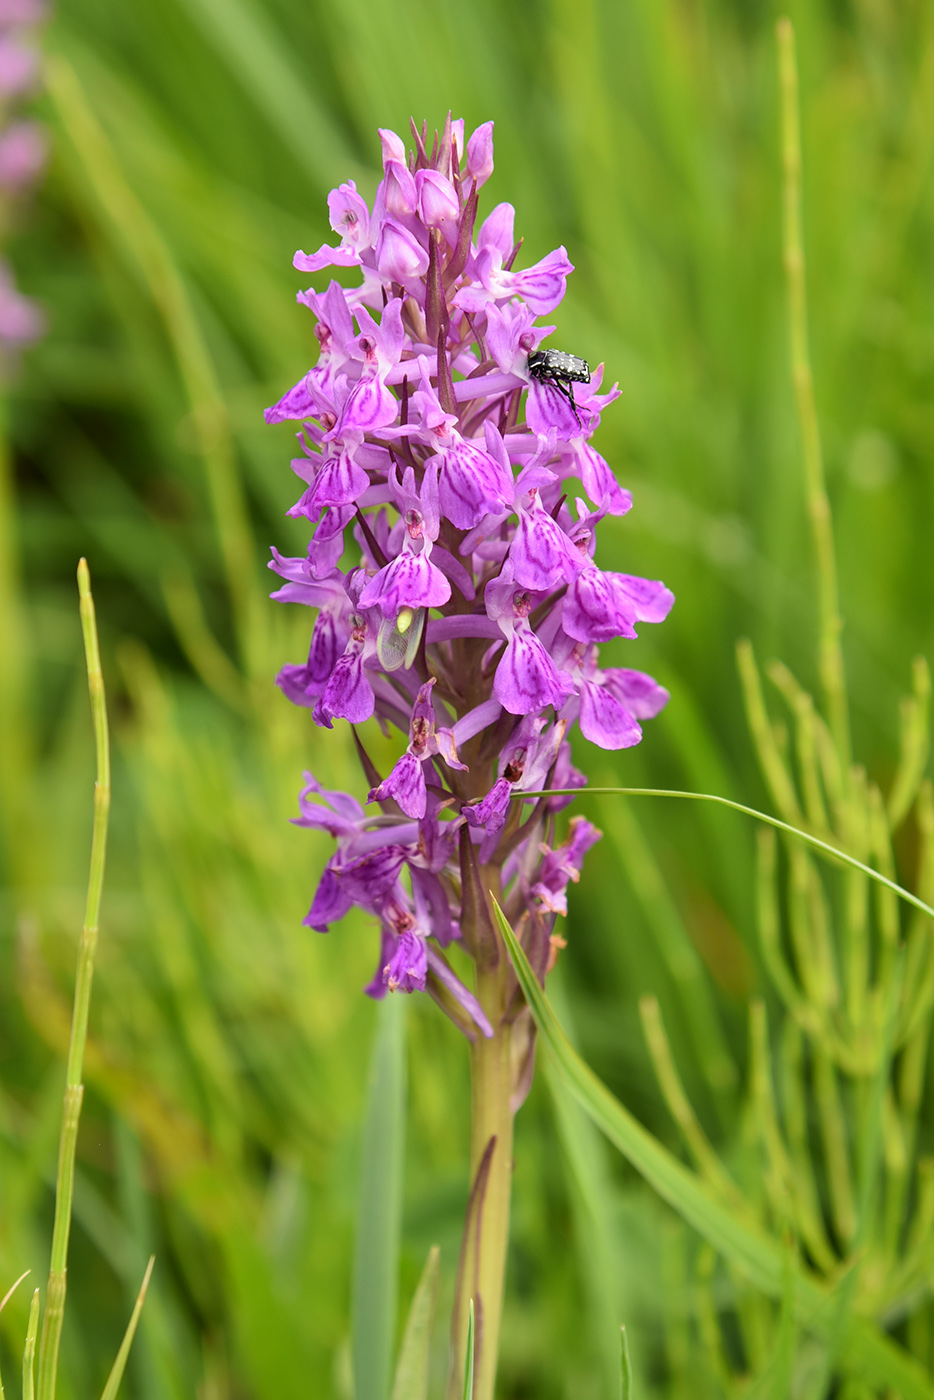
[[36, 560, 111, 1400], [449, 878, 515, 1400], [776, 18, 850, 770]]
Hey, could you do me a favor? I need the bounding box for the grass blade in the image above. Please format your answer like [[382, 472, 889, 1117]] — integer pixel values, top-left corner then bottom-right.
[[23, 1289, 39, 1400], [390, 1245, 440, 1400], [493, 898, 934, 1400], [100, 1257, 156, 1400], [519, 787, 934, 923], [462, 1299, 475, 1400], [353, 994, 407, 1400], [1, 1271, 29, 1400], [0, 1271, 29, 1400], [36, 560, 112, 1400]]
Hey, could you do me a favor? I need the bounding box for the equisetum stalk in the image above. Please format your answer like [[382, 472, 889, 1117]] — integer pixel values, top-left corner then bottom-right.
[[777, 18, 851, 772]]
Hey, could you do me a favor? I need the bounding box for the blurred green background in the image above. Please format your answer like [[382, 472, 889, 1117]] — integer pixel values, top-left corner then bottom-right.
[[2, 0, 933, 1396]]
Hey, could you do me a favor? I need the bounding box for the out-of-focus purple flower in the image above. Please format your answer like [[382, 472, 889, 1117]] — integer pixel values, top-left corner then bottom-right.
[[0, 0, 50, 361], [0, 258, 42, 344], [267, 117, 674, 1023], [0, 0, 46, 24], [0, 118, 45, 189], [531, 818, 602, 915], [0, 34, 37, 95]]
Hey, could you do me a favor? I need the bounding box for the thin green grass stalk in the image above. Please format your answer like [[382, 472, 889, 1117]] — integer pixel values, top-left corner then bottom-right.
[[693, 1245, 733, 1398], [462, 1300, 474, 1400], [0, 1272, 29, 1400], [833, 768, 871, 1038], [660, 1225, 689, 1393], [778, 1021, 836, 1275], [619, 1327, 632, 1400], [736, 641, 803, 825], [776, 17, 850, 770], [897, 1157, 934, 1294], [36, 559, 111, 1400], [519, 788, 934, 924], [886, 1018, 933, 1257], [45, 55, 257, 671], [767, 663, 830, 833], [770, 1245, 798, 1400], [850, 952, 904, 1258], [812, 1049, 856, 1249], [899, 783, 934, 1040], [868, 786, 900, 995], [99, 1257, 156, 1400], [748, 1000, 794, 1235], [888, 658, 931, 830], [23, 1289, 39, 1400], [755, 829, 820, 1035], [787, 847, 837, 1014], [907, 1301, 933, 1374]]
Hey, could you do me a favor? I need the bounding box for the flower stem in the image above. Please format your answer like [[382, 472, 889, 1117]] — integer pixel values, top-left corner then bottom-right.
[[449, 918, 515, 1400]]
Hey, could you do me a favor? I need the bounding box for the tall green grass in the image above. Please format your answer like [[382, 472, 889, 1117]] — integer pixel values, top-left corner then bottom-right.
[[1, 1, 933, 1396]]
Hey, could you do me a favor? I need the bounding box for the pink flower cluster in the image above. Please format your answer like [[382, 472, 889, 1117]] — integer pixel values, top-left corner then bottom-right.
[[267, 118, 673, 1028], [0, 0, 47, 350]]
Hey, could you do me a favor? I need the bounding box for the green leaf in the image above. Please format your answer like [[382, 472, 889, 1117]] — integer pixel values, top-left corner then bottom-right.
[[390, 1245, 440, 1400], [100, 1258, 156, 1400], [493, 898, 934, 1400], [462, 1299, 475, 1400], [353, 994, 407, 1400], [22, 1288, 39, 1400], [0, 1270, 29, 1400]]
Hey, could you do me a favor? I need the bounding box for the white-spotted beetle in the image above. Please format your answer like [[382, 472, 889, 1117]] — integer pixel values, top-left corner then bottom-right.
[[527, 348, 591, 428]]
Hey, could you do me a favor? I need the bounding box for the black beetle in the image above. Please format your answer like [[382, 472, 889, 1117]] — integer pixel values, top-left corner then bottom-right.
[[527, 349, 591, 427]]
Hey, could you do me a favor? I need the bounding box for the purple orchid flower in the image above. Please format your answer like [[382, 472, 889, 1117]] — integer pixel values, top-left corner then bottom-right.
[[267, 117, 673, 1028]]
